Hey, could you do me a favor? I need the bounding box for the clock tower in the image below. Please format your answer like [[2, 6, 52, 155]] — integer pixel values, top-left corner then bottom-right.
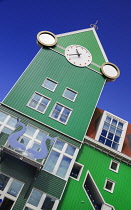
[[0, 27, 120, 209]]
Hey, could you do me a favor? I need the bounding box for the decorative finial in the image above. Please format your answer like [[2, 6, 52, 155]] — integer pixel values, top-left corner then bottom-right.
[[90, 20, 98, 30]]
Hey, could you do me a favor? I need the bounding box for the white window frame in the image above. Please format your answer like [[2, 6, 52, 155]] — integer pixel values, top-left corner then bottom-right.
[[0, 173, 24, 210], [62, 87, 78, 102], [27, 92, 51, 114], [95, 111, 128, 152], [0, 112, 17, 135], [24, 188, 59, 210], [42, 77, 58, 92], [70, 162, 84, 181], [49, 102, 72, 125], [104, 178, 115, 193], [43, 140, 79, 181], [109, 159, 120, 173]]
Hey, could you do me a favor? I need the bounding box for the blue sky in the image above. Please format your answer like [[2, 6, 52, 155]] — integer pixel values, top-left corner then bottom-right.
[[0, 0, 131, 122]]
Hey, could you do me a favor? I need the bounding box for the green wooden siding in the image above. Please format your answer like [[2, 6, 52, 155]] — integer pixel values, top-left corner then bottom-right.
[[33, 170, 66, 199], [3, 48, 105, 141], [0, 154, 37, 210], [0, 154, 66, 209], [58, 144, 131, 210], [0, 104, 81, 148]]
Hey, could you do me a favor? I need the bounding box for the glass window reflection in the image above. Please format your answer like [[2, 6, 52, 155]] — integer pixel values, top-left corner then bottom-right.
[[54, 140, 64, 151], [44, 151, 60, 173], [0, 174, 9, 191], [28, 189, 42, 207], [7, 180, 23, 197], [56, 156, 71, 178], [65, 145, 76, 156]]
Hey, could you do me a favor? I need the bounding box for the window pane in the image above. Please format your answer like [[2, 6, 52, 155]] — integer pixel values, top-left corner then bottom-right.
[[6, 117, 17, 128], [7, 180, 23, 197], [114, 135, 120, 143], [0, 174, 9, 191], [103, 122, 109, 130], [60, 114, 68, 123], [0, 112, 8, 122], [107, 132, 114, 140], [116, 129, 122, 136], [118, 122, 123, 129], [63, 107, 70, 116], [105, 116, 111, 123], [36, 131, 47, 141], [105, 180, 113, 191], [43, 79, 57, 91], [99, 136, 106, 144], [33, 93, 41, 102], [54, 140, 64, 151], [105, 139, 112, 147], [28, 189, 42, 207], [1, 127, 13, 135], [112, 119, 117, 126], [56, 156, 71, 178], [41, 195, 55, 210], [25, 126, 36, 137], [55, 104, 62, 112], [41, 98, 50, 106], [44, 151, 60, 173], [51, 110, 59, 119], [111, 162, 118, 171], [109, 126, 115, 133], [37, 104, 46, 112], [101, 129, 107, 137], [112, 142, 118, 150], [63, 89, 76, 101], [29, 99, 38, 108], [65, 145, 76, 156]]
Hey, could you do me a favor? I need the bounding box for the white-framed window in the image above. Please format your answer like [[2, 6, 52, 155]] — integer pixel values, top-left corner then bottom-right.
[[24, 188, 59, 210], [0, 173, 24, 209], [49, 103, 72, 124], [109, 159, 120, 173], [43, 139, 78, 180], [70, 162, 84, 181], [27, 92, 51, 113], [104, 179, 115, 193], [9, 124, 49, 161], [0, 111, 50, 162], [42, 78, 58, 92], [0, 111, 17, 138], [95, 111, 128, 152], [62, 88, 78, 102]]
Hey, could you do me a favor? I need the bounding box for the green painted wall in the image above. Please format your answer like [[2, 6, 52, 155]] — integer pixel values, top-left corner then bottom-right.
[[58, 144, 131, 210], [3, 47, 105, 141]]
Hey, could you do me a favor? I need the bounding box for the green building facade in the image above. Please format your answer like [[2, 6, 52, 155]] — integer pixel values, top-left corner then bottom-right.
[[0, 27, 130, 210]]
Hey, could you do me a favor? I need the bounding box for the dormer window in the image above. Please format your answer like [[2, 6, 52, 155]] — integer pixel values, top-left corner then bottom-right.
[[95, 111, 128, 152]]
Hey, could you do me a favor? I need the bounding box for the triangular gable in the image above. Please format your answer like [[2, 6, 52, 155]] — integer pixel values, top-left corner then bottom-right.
[[54, 28, 108, 73]]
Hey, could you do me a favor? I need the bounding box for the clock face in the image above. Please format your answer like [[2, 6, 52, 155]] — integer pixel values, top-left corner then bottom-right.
[[101, 62, 120, 80], [37, 31, 57, 47], [65, 45, 92, 67]]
